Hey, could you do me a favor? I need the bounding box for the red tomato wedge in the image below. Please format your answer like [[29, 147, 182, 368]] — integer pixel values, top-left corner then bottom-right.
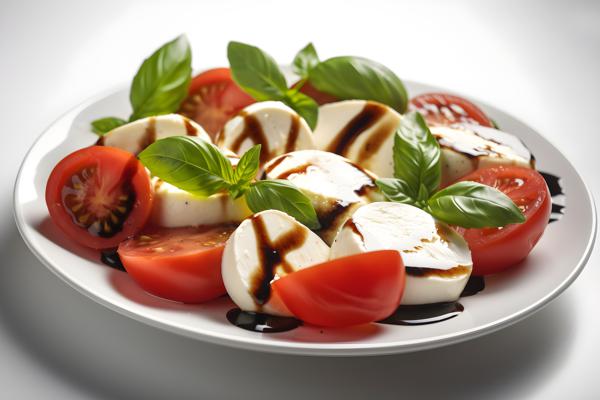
[[454, 166, 551, 275], [45, 146, 153, 249], [118, 225, 236, 303], [272, 250, 405, 327], [410, 92, 493, 127], [117, 225, 235, 303], [178, 68, 254, 140]]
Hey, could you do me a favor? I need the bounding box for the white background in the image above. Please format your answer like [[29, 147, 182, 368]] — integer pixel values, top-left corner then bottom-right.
[[1, 0, 599, 398]]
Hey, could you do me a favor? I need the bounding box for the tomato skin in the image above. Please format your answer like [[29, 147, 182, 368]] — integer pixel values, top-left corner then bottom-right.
[[45, 146, 153, 249], [410, 92, 493, 127], [178, 68, 254, 139], [118, 226, 234, 303], [272, 250, 405, 327], [454, 166, 551, 275]]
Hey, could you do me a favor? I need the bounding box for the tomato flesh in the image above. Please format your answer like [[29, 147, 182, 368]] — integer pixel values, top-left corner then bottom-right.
[[272, 250, 405, 327], [410, 92, 493, 127], [118, 225, 236, 303], [454, 166, 551, 275], [46, 146, 153, 249], [178, 68, 254, 139]]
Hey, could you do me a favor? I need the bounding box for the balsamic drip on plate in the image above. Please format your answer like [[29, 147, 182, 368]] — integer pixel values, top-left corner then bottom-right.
[[100, 249, 126, 271], [378, 302, 464, 326], [460, 275, 485, 297], [226, 308, 302, 333], [539, 171, 565, 223]]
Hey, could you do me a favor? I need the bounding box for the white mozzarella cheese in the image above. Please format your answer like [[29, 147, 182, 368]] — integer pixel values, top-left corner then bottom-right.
[[151, 178, 251, 227], [263, 150, 383, 244], [431, 124, 534, 185], [98, 114, 211, 154], [312, 100, 401, 177], [222, 210, 330, 316], [330, 202, 472, 305], [217, 101, 315, 164]]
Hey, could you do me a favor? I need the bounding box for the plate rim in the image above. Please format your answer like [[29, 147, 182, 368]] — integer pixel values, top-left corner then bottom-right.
[[13, 84, 598, 357]]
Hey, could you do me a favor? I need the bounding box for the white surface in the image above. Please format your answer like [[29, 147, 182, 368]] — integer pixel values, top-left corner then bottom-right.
[[1, 0, 599, 397]]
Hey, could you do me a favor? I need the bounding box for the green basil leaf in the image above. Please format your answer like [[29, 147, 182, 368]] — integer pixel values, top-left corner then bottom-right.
[[234, 144, 261, 184], [308, 56, 408, 112], [129, 35, 192, 121], [376, 178, 417, 205], [292, 43, 319, 79], [427, 181, 526, 228], [393, 112, 441, 198], [245, 180, 320, 230], [91, 117, 126, 136], [283, 90, 318, 129], [138, 136, 234, 197], [227, 41, 288, 101]]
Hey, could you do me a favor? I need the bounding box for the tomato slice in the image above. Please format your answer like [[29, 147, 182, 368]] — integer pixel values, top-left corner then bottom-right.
[[292, 80, 339, 105], [410, 92, 493, 127], [178, 68, 254, 140], [45, 146, 153, 249], [454, 166, 551, 275], [272, 250, 405, 327], [118, 225, 236, 303]]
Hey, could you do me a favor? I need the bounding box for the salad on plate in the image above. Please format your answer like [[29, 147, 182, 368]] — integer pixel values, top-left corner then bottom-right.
[[44, 35, 556, 332]]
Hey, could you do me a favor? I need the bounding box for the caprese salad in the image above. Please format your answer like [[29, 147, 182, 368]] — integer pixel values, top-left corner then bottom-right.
[[45, 35, 554, 331]]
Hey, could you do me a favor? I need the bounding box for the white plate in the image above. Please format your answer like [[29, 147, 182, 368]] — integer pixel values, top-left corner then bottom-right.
[[14, 81, 596, 356]]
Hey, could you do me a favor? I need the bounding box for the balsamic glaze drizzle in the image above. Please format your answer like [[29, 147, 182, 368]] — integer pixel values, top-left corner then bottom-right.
[[539, 171, 565, 223], [226, 308, 302, 333], [378, 302, 464, 326], [100, 249, 126, 271]]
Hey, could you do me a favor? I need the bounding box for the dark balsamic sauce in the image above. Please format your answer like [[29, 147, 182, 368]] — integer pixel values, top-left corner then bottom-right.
[[182, 117, 198, 136], [356, 117, 397, 164], [460, 275, 485, 297], [226, 308, 302, 333], [378, 302, 464, 326], [249, 215, 308, 308], [100, 249, 126, 271], [327, 102, 386, 156], [231, 112, 271, 164], [539, 171, 565, 223], [284, 115, 300, 153], [138, 116, 156, 151], [377, 275, 485, 326]]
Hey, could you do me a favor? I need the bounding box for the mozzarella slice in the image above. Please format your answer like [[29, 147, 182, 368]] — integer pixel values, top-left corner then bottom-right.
[[432, 124, 534, 186], [98, 114, 211, 154], [263, 150, 383, 244], [217, 101, 315, 164], [330, 202, 472, 305], [313, 100, 401, 177], [222, 210, 330, 316], [151, 178, 251, 227]]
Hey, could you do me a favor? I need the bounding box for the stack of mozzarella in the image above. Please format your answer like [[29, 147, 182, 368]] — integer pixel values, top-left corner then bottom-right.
[[101, 99, 534, 319]]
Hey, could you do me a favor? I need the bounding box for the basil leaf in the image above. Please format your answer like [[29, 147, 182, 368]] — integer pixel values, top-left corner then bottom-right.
[[91, 117, 126, 136], [292, 43, 319, 79], [245, 180, 320, 230], [376, 178, 417, 205], [283, 90, 318, 129], [130, 35, 192, 121], [393, 111, 441, 198], [308, 56, 408, 113], [427, 181, 526, 228], [138, 136, 234, 197], [234, 144, 261, 184], [228, 41, 288, 101]]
